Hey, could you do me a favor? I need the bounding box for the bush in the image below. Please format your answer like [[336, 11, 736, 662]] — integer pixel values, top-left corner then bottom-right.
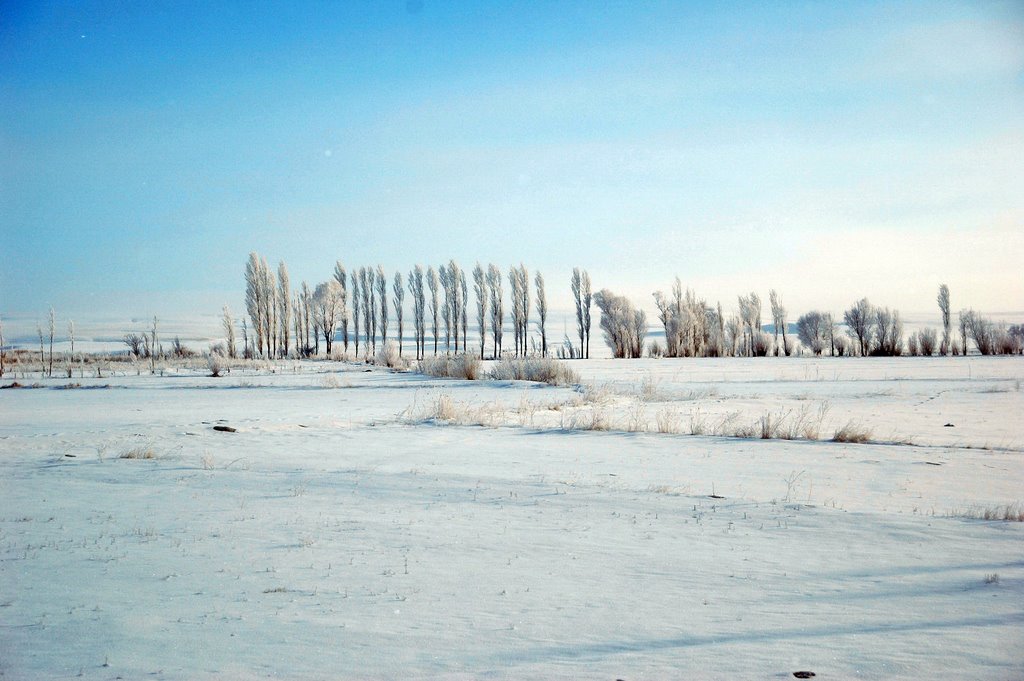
[[376, 341, 407, 370], [489, 357, 579, 386], [207, 354, 224, 377], [417, 354, 481, 380]]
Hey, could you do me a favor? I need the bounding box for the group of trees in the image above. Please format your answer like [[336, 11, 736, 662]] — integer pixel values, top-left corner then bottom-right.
[[242, 252, 581, 361]]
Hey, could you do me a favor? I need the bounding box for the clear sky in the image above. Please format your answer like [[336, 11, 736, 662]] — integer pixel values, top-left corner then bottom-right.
[[2, 0, 1022, 332]]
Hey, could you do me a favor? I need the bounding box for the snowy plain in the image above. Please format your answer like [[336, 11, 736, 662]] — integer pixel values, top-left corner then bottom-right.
[[1, 356, 1022, 679]]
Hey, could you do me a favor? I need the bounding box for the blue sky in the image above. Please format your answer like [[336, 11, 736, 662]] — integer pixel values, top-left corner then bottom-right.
[[1, 0, 1022, 330]]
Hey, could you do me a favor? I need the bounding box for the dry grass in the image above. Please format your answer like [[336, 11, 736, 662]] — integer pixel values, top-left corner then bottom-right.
[[833, 420, 874, 443], [375, 342, 408, 370], [655, 407, 683, 434], [951, 503, 1024, 522], [120, 446, 157, 460], [417, 354, 481, 380], [489, 357, 579, 386]]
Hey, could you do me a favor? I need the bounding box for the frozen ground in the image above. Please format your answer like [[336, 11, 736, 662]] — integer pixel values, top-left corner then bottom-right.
[[1, 356, 1022, 679]]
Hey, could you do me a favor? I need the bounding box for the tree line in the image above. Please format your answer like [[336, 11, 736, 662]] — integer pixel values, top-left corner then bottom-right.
[[240, 253, 595, 361]]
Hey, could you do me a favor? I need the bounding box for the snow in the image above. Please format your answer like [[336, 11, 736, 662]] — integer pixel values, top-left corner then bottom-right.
[[1, 357, 1022, 679]]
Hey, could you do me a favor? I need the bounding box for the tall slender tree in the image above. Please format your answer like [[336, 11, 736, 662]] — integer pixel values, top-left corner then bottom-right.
[[351, 272, 361, 357], [487, 264, 504, 358], [427, 266, 440, 355], [393, 272, 405, 357], [582, 271, 592, 359], [938, 284, 951, 356], [571, 269, 584, 358], [409, 265, 426, 359], [222, 305, 237, 358], [333, 261, 349, 353], [459, 267, 468, 353], [376, 265, 387, 349], [473, 264, 487, 359], [535, 271, 548, 357], [278, 261, 291, 357], [509, 266, 523, 356]]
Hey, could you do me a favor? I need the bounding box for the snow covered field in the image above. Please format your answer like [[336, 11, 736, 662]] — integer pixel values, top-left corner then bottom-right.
[[2, 357, 1022, 679]]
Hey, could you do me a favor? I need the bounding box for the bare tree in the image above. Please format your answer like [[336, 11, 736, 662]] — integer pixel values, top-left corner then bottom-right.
[[581, 270, 592, 359], [509, 265, 523, 356], [333, 261, 349, 353], [427, 266, 440, 355], [393, 272, 405, 357], [292, 294, 302, 358], [571, 269, 584, 358], [68, 320, 75, 360], [408, 265, 426, 360], [796, 311, 827, 355], [301, 281, 313, 357], [459, 267, 468, 353], [473, 263, 487, 359], [487, 264, 504, 358], [245, 252, 269, 357], [873, 307, 904, 356], [958, 309, 969, 355], [362, 267, 375, 354], [769, 289, 789, 356], [937, 284, 951, 355], [278, 261, 291, 357], [313, 280, 343, 356], [844, 298, 873, 357], [375, 266, 387, 349], [439, 264, 452, 353], [0, 314, 5, 377], [535, 271, 547, 357], [37, 324, 45, 373], [351, 272, 361, 357], [149, 316, 159, 373], [222, 305, 237, 358], [47, 307, 55, 376]]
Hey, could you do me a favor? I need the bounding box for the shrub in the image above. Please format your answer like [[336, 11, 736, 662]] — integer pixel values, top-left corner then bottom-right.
[[489, 357, 579, 386], [207, 354, 224, 377], [833, 420, 873, 443], [417, 354, 481, 380], [120, 446, 157, 459], [375, 341, 407, 370]]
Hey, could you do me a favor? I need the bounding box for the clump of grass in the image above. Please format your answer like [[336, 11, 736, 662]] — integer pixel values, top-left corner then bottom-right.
[[984, 573, 1000, 584], [952, 503, 1024, 522], [489, 357, 579, 386], [417, 354, 481, 380], [688, 409, 707, 435], [833, 420, 873, 443], [656, 407, 683, 434], [319, 374, 350, 389], [120, 446, 157, 460], [562, 407, 610, 431]]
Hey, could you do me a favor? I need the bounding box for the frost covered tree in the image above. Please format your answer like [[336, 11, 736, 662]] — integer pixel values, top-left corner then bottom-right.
[[245, 253, 272, 357], [459, 268, 468, 353], [582, 270, 592, 359], [361, 267, 375, 354], [769, 289, 789, 356], [439, 264, 452, 352], [873, 307, 904, 356], [47, 307, 55, 376], [333, 262, 348, 353], [487, 264, 504, 358], [301, 281, 313, 356], [796, 311, 827, 355], [222, 305, 237, 358], [313, 280, 343, 356], [0, 314, 5, 377], [427, 266, 440, 355], [350, 272, 361, 357], [737, 293, 763, 357], [472, 264, 487, 359], [509, 265, 523, 356], [392, 272, 405, 357], [535, 271, 547, 357], [571, 269, 584, 358], [937, 284, 951, 355], [958, 309, 968, 356], [408, 265, 426, 359], [376, 266, 388, 349], [278, 262, 291, 357], [593, 289, 646, 358], [844, 298, 874, 357]]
